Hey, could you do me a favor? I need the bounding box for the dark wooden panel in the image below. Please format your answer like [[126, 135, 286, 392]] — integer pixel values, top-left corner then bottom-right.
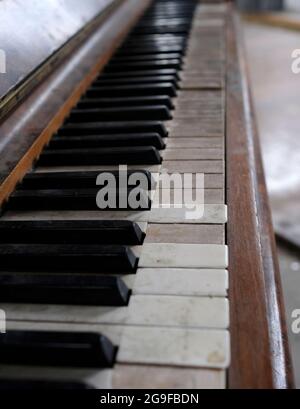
[[0, 0, 118, 105], [0, 0, 151, 206], [226, 6, 294, 389]]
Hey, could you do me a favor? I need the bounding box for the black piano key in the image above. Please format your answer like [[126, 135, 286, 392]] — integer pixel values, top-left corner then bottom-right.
[[136, 24, 191, 31], [68, 106, 172, 122], [19, 170, 154, 190], [110, 53, 182, 62], [0, 331, 116, 368], [123, 35, 186, 44], [131, 28, 190, 36], [94, 76, 178, 88], [7, 188, 151, 211], [85, 83, 177, 98], [135, 16, 190, 27], [119, 34, 187, 41], [0, 244, 138, 273], [115, 45, 185, 55], [105, 59, 182, 71], [98, 69, 180, 80], [121, 39, 186, 47], [77, 96, 174, 110], [50, 133, 166, 150], [59, 121, 168, 138], [135, 18, 192, 27], [132, 26, 190, 35], [38, 146, 162, 166], [0, 220, 145, 245], [0, 274, 130, 306]]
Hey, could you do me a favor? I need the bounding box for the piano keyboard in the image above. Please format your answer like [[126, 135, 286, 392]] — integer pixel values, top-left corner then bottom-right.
[[0, 0, 229, 389]]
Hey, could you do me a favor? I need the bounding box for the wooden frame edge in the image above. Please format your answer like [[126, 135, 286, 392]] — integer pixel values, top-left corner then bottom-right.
[[226, 6, 294, 389]]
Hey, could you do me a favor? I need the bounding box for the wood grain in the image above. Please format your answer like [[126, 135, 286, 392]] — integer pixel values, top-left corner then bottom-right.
[[226, 6, 294, 389], [0, 0, 119, 118]]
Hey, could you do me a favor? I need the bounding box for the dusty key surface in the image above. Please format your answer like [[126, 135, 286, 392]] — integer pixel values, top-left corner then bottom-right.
[[117, 326, 230, 369], [133, 268, 228, 297], [138, 243, 228, 268], [127, 295, 229, 329]]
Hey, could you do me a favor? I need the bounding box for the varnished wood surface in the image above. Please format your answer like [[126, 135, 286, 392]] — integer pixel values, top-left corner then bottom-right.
[[226, 7, 294, 388], [0, 0, 151, 207], [0, 0, 118, 110], [0, 0, 294, 388]]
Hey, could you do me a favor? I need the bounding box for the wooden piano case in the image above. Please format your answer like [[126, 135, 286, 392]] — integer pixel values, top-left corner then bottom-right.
[[0, 0, 294, 389]]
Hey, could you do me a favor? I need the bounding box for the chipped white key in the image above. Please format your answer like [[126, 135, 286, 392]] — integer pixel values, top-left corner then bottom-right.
[[133, 268, 228, 297], [137, 244, 228, 268], [117, 326, 230, 369], [127, 295, 229, 329]]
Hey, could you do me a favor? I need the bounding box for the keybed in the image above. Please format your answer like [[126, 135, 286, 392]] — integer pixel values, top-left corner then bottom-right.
[[0, 0, 230, 389]]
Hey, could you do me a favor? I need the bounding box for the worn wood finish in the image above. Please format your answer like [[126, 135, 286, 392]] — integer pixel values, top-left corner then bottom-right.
[[0, 0, 119, 117], [226, 7, 294, 389], [0, 0, 151, 208]]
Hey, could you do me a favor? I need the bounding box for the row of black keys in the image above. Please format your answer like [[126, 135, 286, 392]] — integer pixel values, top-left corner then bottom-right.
[[31, 3, 195, 168], [0, 220, 141, 305], [0, 1, 197, 309], [0, 1, 197, 307], [4, 5, 197, 211], [0, 0, 198, 388]]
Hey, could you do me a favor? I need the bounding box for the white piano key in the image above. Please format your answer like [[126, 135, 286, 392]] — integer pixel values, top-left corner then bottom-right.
[[127, 295, 229, 329], [162, 160, 224, 174], [165, 137, 223, 149], [196, 4, 228, 14], [112, 364, 226, 389], [161, 149, 223, 161], [132, 268, 228, 297], [148, 205, 227, 224], [153, 187, 225, 207], [153, 188, 224, 206], [166, 119, 224, 138], [145, 223, 225, 244], [117, 326, 230, 369], [137, 244, 228, 269], [177, 90, 223, 101]]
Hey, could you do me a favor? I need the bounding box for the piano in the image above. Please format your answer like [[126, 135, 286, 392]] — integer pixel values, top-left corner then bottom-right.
[[0, 0, 294, 389]]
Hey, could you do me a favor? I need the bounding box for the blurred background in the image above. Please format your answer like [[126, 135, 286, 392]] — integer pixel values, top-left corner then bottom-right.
[[236, 0, 300, 387], [237, 0, 299, 11]]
